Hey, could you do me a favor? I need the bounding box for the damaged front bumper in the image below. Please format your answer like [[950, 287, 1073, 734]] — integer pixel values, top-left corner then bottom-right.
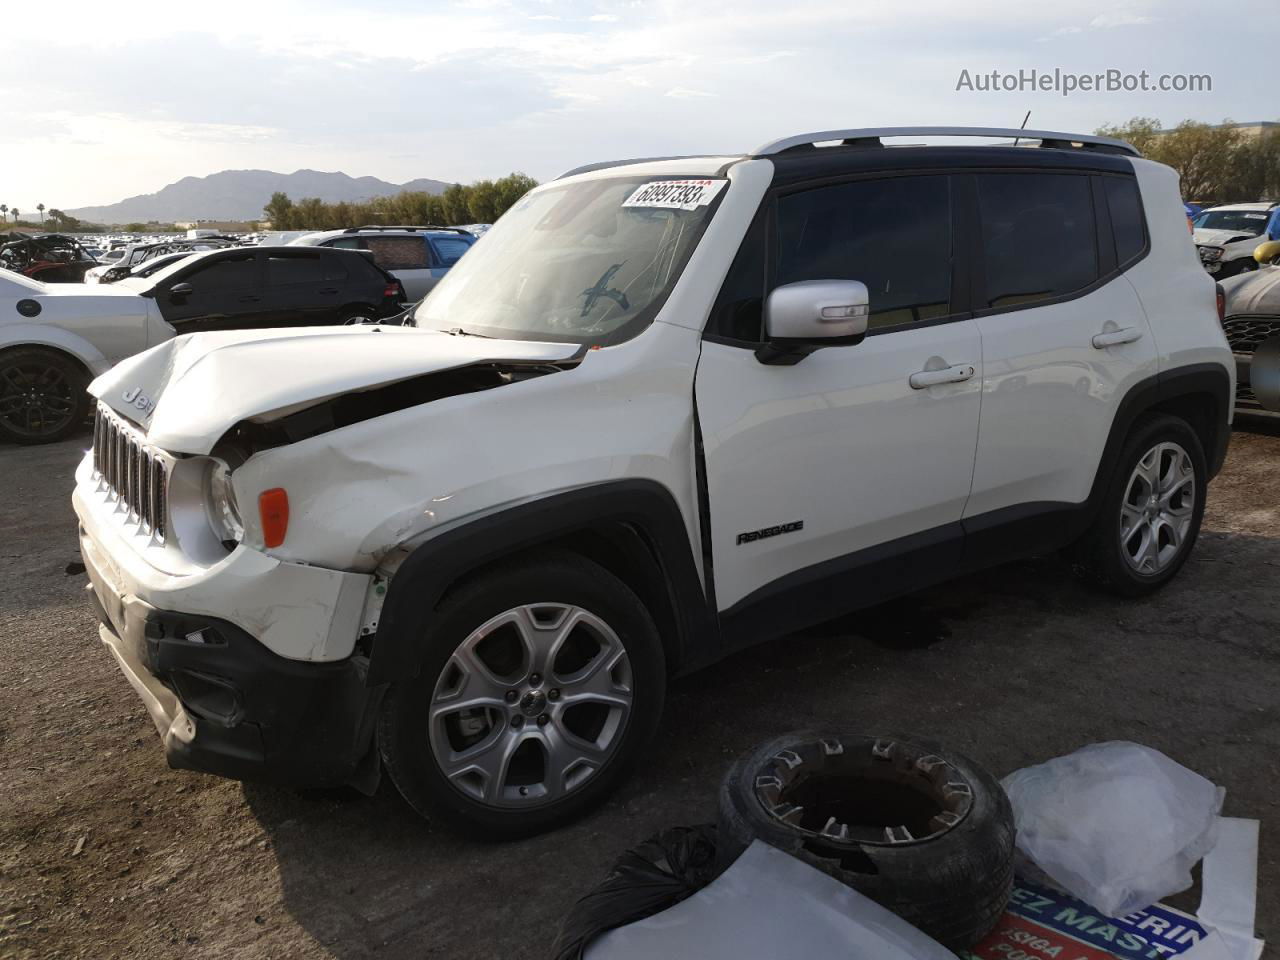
[[83, 573, 382, 787], [73, 455, 384, 788]]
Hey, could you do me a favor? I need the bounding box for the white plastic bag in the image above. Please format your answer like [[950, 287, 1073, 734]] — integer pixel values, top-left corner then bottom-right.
[[1002, 741, 1224, 918]]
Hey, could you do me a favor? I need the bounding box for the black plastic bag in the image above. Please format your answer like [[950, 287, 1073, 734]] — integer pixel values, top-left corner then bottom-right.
[[550, 824, 719, 959]]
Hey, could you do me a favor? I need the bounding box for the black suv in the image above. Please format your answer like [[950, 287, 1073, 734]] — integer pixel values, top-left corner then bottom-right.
[[115, 245, 406, 331]]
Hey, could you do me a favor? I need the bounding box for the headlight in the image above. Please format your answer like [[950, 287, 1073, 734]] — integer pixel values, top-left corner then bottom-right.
[[205, 460, 244, 546], [1198, 246, 1223, 262]]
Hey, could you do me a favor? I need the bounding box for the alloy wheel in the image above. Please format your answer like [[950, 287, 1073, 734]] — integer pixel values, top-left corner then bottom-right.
[[1119, 440, 1196, 575], [428, 603, 633, 808], [0, 361, 77, 439]]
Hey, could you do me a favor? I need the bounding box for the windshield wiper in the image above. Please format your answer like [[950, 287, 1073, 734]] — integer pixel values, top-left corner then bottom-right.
[[442, 326, 494, 338]]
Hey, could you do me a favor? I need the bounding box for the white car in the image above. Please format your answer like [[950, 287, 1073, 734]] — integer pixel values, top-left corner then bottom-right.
[[75, 127, 1233, 838], [0, 268, 170, 443], [1193, 202, 1280, 277]]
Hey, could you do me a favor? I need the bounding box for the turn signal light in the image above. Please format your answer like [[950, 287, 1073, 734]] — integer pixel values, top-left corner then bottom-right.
[[259, 488, 290, 548], [1215, 284, 1226, 324]]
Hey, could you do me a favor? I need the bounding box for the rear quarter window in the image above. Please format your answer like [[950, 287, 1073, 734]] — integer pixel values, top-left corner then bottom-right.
[[366, 236, 429, 271], [430, 236, 474, 266], [1104, 177, 1147, 267]]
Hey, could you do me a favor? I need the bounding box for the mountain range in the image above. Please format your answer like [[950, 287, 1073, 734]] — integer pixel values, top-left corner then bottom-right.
[[65, 169, 451, 224]]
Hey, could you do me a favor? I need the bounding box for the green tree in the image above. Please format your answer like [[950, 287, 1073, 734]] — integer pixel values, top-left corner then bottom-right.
[[36, 203, 45, 224], [0, 204, 7, 223], [10, 208, 18, 222], [1096, 118, 1252, 200], [263, 191, 295, 229], [440, 184, 471, 225]]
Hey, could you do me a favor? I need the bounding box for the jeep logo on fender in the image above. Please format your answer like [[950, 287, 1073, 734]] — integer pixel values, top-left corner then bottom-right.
[[121, 387, 156, 419], [736, 521, 804, 545]]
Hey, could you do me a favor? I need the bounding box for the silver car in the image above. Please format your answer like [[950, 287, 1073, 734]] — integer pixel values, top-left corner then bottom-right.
[[290, 226, 476, 301]]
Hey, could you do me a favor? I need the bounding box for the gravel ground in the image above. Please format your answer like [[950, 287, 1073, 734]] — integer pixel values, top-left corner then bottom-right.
[[2, 420, 1277, 959]]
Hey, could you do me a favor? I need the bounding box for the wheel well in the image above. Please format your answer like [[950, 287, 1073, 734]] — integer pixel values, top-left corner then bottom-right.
[[430, 521, 685, 675], [0, 342, 93, 381], [1146, 390, 1221, 466]]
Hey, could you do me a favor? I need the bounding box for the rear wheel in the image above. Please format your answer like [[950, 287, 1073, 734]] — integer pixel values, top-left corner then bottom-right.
[[378, 552, 666, 838], [0, 347, 89, 444], [1073, 414, 1206, 596], [339, 305, 377, 324]]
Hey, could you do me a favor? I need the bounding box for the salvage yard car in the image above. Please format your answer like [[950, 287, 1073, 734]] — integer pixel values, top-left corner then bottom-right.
[[1219, 239, 1280, 416], [290, 225, 476, 300], [75, 127, 1234, 838], [1, 246, 405, 443], [1193, 202, 1280, 278]]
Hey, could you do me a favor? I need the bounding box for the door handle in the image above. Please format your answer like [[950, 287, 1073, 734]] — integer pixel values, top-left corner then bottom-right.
[[1092, 326, 1143, 348], [909, 363, 976, 389]]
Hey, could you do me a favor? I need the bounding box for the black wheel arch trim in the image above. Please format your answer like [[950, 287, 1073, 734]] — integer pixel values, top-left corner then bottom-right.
[[366, 479, 715, 687]]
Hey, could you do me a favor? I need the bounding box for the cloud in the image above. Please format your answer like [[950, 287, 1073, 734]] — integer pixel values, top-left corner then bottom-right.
[[1089, 11, 1154, 27], [665, 87, 716, 98]]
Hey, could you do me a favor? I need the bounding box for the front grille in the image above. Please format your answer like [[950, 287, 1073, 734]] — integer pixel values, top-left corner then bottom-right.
[[92, 405, 168, 540], [1222, 315, 1280, 355]]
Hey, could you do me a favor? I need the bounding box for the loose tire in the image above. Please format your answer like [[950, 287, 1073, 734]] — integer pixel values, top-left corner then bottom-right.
[[0, 347, 90, 445], [1073, 414, 1206, 597], [717, 732, 1015, 951], [378, 551, 666, 839]]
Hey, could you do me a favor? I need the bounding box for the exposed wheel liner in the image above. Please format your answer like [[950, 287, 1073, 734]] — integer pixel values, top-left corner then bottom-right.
[[377, 550, 666, 838], [716, 731, 1015, 951], [368, 479, 714, 686]]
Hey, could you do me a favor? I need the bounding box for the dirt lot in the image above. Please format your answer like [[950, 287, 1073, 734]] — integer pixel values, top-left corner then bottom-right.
[[2, 421, 1278, 959]]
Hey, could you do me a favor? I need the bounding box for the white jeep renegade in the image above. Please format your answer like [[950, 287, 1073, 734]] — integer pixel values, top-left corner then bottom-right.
[[75, 127, 1234, 837]]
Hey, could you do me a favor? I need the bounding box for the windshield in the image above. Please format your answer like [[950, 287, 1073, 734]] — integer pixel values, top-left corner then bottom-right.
[[1194, 209, 1271, 235], [413, 176, 726, 345]]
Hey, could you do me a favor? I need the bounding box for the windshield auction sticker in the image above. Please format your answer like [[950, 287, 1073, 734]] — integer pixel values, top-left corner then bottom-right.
[[622, 179, 727, 212]]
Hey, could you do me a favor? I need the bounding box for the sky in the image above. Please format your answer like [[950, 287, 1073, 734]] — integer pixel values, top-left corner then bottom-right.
[[3, 0, 1275, 213]]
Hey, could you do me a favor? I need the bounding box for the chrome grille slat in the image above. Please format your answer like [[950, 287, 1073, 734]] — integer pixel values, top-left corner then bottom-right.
[[91, 405, 168, 540]]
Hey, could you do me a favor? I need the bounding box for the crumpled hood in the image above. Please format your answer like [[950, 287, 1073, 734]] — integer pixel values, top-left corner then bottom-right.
[[1194, 228, 1263, 248], [89, 325, 580, 454], [1222, 266, 1280, 317]]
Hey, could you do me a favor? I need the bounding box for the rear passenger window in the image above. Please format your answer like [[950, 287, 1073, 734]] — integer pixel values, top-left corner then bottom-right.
[[1104, 177, 1146, 267], [322, 253, 349, 282], [431, 237, 473, 266], [977, 173, 1097, 309], [366, 236, 429, 270], [267, 254, 323, 284], [775, 176, 952, 329]]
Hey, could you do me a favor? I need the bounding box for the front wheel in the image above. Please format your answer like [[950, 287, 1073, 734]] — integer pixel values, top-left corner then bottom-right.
[[0, 347, 90, 444], [378, 552, 666, 838], [1073, 414, 1206, 596]]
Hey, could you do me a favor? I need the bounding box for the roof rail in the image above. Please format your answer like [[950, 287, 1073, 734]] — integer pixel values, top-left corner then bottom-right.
[[752, 126, 1140, 158], [343, 225, 472, 235], [558, 156, 718, 179]]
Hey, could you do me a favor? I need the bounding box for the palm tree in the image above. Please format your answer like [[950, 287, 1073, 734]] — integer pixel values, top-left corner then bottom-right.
[[47, 209, 61, 230], [37, 204, 45, 224], [11, 208, 19, 223], [0, 205, 7, 223]]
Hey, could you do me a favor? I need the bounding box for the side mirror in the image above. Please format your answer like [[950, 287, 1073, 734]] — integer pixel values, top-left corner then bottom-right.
[[169, 281, 194, 301], [755, 279, 870, 366], [1254, 241, 1280, 266]]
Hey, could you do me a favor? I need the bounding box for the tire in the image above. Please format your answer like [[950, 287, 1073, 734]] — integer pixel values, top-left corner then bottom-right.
[[0, 347, 90, 445], [377, 551, 666, 839], [717, 732, 1014, 950], [339, 305, 377, 324], [1072, 413, 1206, 597]]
